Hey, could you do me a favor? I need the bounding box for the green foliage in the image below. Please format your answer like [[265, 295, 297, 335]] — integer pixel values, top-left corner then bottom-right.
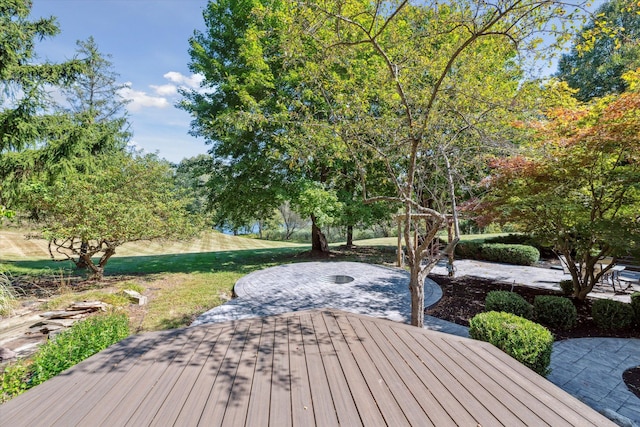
[[591, 299, 635, 330], [0, 312, 130, 403], [29, 313, 130, 387], [556, 0, 640, 101], [480, 244, 540, 266], [479, 86, 640, 300], [469, 311, 554, 377], [36, 151, 201, 278], [0, 273, 17, 316], [0, 1, 91, 209], [559, 280, 575, 296], [485, 291, 533, 319], [454, 240, 484, 259], [533, 295, 577, 330], [0, 360, 29, 403], [631, 292, 640, 324], [455, 241, 539, 266]]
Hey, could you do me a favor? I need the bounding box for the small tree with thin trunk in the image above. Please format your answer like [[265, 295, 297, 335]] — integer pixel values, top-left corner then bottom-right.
[[36, 152, 200, 279], [292, 0, 588, 326], [475, 79, 640, 300]]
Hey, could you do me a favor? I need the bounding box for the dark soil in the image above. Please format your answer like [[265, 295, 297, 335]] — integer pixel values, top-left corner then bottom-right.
[[426, 274, 640, 341], [623, 367, 640, 399]]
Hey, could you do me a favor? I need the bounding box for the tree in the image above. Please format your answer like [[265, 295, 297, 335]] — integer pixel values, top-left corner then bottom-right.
[[181, 0, 388, 253], [35, 152, 201, 279], [556, 0, 640, 101], [181, 0, 294, 240], [278, 201, 307, 240], [476, 75, 640, 300], [174, 154, 215, 224], [289, 0, 587, 326], [0, 0, 84, 211]]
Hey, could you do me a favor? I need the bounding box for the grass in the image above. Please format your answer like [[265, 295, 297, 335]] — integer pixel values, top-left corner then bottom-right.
[[1, 229, 309, 331], [1, 230, 504, 332]]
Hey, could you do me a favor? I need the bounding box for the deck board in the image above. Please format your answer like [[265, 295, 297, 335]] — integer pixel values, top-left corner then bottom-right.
[[322, 312, 387, 426], [354, 317, 433, 426], [288, 315, 316, 426], [139, 324, 226, 425], [311, 311, 362, 427], [339, 315, 411, 426], [299, 313, 340, 426], [198, 319, 255, 425], [1, 308, 617, 427], [416, 331, 528, 426], [269, 317, 292, 427], [367, 319, 458, 426], [170, 323, 240, 425]]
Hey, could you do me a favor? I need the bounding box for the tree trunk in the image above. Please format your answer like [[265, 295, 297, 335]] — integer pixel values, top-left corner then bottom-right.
[[346, 225, 354, 248], [76, 241, 89, 269], [311, 215, 329, 253], [408, 260, 426, 327]]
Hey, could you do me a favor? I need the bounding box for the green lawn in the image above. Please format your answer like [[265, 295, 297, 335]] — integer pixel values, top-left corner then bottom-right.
[[0, 231, 503, 331]]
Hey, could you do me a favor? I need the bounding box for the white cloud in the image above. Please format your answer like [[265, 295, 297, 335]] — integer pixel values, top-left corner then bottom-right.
[[151, 84, 178, 96], [163, 71, 204, 89], [119, 83, 170, 111]]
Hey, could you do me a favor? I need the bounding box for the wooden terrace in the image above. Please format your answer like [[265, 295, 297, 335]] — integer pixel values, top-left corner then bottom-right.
[[1, 309, 615, 426]]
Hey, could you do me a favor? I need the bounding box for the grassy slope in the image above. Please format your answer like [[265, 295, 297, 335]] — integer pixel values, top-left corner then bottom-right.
[[0, 230, 502, 331], [0, 230, 308, 331]]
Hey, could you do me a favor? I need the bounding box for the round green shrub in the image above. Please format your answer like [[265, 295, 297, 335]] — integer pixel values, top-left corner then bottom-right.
[[480, 243, 540, 266], [533, 295, 577, 330], [591, 299, 634, 330], [559, 280, 574, 296], [485, 290, 533, 319], [469, 311, 553, 377], [631, 292, 640, 325]]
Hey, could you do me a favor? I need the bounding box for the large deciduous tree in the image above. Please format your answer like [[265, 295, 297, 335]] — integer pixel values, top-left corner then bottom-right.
[[556, 0, 640, 101], [477, 74, 640, 300], [181, 0, 392, 253], [290, 0, 586, 326], [35, 152, 200, 279]]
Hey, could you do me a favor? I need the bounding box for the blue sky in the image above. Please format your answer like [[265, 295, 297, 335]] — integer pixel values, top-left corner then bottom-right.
[[31, 0, 210, 163]]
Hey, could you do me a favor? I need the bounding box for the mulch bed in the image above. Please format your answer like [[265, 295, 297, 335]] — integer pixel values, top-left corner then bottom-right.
[[623, 367, 640, 399], [426, 274, 640, 340], [426, 274, 640, 397]]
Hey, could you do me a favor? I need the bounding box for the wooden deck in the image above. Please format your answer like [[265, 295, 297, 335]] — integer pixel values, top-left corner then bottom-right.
[[1, 309, 615, 426]]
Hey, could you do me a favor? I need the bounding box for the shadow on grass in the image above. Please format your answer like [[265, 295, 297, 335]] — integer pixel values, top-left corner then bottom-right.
[[1, 247, 310, 277]]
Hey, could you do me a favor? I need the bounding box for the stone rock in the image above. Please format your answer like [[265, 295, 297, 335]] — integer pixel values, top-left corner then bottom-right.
[[123, 289, 147, 305]]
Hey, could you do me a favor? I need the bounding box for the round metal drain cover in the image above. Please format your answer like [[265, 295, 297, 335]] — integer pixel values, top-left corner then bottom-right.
[[324, 275, 355, 284]]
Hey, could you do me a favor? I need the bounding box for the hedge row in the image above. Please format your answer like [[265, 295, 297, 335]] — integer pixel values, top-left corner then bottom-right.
[[455, 240, 540, 266], [484, 291, 577, 330]]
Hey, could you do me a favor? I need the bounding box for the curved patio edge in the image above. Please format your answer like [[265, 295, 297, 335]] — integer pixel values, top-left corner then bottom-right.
[[193, 261, 442, 327]]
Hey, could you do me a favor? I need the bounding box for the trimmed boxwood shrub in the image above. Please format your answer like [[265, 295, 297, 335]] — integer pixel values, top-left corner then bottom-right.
[[455, 240, 539, 266], [484, 234, 533, 245], [480, 244, 540, 266], [485, 290, 533, 319], [469, 311, 554, 377], [591, 299, 634, 330], [533, 296, 577, 330], [631, 292, 640, 325]]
